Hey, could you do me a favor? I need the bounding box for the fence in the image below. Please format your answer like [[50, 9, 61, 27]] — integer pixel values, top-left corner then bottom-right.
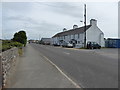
[[0, 47, 19, 89]]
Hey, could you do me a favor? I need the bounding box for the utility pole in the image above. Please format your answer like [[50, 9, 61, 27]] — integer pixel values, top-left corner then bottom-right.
[[39, 34, 41, 41], [84, 4, 87, 48]]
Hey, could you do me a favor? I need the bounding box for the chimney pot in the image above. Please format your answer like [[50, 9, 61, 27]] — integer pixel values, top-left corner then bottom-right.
[[73, 25, 78, 29], [90, 19, 97, 26]]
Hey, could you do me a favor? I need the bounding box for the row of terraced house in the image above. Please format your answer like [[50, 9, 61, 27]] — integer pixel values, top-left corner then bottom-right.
[[41, 19, 120, 48], [51, 19, 105, 48]]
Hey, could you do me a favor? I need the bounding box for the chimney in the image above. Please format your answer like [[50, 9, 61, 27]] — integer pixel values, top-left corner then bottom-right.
[[73, 25, 78, 29], [63, 28, 67, 32], [90, 19, 97, 26]]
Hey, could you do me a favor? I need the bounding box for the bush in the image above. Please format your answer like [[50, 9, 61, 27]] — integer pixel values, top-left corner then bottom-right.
[[12, 31, 27, 46], [1, 40, 23, 52], [10, 42, 23, 47], [2, 45, 10, 51]]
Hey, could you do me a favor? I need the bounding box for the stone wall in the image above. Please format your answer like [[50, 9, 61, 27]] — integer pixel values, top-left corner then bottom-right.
[[0, 54, 2, 90], [0, 47, 19, 88]]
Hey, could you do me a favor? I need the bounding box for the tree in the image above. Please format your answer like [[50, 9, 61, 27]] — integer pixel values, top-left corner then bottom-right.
[[12, 31, 27, 46]]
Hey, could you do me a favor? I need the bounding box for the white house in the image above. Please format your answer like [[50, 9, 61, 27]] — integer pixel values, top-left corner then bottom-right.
[[52, 19, 105, 48]]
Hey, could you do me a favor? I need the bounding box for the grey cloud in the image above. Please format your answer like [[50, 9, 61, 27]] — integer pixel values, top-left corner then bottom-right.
[[5, 16, 39, 25], [37, 2, 83, 18], [27, 21, 62, 33], [3, 15, 62, 39], [2, 2, 32, 12], [118, 1, 120, 38], [2, 2, 118, 39]]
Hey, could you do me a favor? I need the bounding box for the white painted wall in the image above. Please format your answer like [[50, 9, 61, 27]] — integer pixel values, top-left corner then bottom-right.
[[51, 37, 60, 45], [86, 19, 105, 47], [74, 33, 84, 48]]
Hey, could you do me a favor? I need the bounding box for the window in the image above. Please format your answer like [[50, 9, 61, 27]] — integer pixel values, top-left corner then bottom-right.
[[65, 35, 67, 39]]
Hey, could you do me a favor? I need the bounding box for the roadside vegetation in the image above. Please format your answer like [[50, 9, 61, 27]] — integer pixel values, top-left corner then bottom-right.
[[2, 40, 23, 52], [12, 31, 27, 46], [1, 30, 27, 52]]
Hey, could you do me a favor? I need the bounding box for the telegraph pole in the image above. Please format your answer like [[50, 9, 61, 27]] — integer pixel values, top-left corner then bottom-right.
[[39, 34, 41, 43], [39, 34, 41, 41], [84, 4, 87, 48]]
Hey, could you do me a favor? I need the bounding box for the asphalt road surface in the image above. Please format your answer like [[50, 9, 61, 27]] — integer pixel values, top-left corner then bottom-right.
[[30, 43, 118, 88], [9, 44, 77, 88]]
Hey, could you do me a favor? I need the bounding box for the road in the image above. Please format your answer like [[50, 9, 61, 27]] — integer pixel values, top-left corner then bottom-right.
[[9, 44, 77, 88], [30, 43, 118, 88]]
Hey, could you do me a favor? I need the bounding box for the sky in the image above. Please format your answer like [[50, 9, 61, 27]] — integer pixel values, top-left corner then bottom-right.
[[118, 1, 120, 38], [1, 1, 118, 40]]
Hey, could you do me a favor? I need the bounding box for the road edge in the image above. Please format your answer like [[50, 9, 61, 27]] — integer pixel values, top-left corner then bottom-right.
[[39, 52, 81, 88]]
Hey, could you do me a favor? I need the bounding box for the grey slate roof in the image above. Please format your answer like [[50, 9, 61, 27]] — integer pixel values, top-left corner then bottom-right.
[[52, 25, 91, 38], [41, 38, 51, 41]]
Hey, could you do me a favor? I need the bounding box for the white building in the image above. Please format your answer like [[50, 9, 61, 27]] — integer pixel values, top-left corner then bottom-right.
[[52, 19, 105, 48]]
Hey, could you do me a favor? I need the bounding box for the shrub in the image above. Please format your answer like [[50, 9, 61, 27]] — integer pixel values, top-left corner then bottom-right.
[[10, 42, 23, 47], [2, 44, 11, 51], [12, 31, 27, 46], [2, 40, 23, 52]]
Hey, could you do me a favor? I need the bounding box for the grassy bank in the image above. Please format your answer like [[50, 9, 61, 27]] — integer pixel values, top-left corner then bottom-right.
[[1, 40, 23, 52]]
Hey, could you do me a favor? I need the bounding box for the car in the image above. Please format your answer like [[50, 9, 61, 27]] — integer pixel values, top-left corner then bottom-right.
[[87, 41, 101, 49], [62, 42, 67, 47], [67, 43, 73, 48], [62, 42, 73, 48], [53, 44, 60, 46]]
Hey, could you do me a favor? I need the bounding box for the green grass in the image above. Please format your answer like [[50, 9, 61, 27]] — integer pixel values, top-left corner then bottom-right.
[[0, 43, 2, 52], [18, 48, 23, 56], [1, 40, 23, 52]]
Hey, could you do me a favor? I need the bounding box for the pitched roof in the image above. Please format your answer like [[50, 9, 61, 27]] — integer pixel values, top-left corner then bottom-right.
[[52, 25, 91, 38], [41, 38, 51, 40], [41, 38, 51, 41]]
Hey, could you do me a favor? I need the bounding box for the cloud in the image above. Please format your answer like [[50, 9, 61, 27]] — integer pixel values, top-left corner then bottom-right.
[[2, 2, 32, 12], [25, 21, 63, 39], [36, 2, 83, 18], [2, 14, 62, 39], [118, 1, 120, 38], [5, 16, 40, 25], [86, 2, 118, 38], [0, 3, 2, 38], [2, 2, 118, 39]]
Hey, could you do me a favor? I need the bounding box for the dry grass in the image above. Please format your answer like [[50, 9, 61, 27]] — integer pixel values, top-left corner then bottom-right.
[[18, 48, 23, 56]]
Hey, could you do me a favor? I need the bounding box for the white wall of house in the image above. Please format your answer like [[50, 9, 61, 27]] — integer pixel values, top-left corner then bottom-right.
[[52, 37, 59, 45], [86, 19, 105, 47], [52, 33, 84, 48]]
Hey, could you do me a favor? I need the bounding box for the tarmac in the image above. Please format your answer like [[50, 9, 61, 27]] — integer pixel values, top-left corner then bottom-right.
[[8, 44, 77, 88]]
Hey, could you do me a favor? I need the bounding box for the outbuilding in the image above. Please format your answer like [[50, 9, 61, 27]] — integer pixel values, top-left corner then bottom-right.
[[105, 38, 120, 48], [41, 38, 51, 45]]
